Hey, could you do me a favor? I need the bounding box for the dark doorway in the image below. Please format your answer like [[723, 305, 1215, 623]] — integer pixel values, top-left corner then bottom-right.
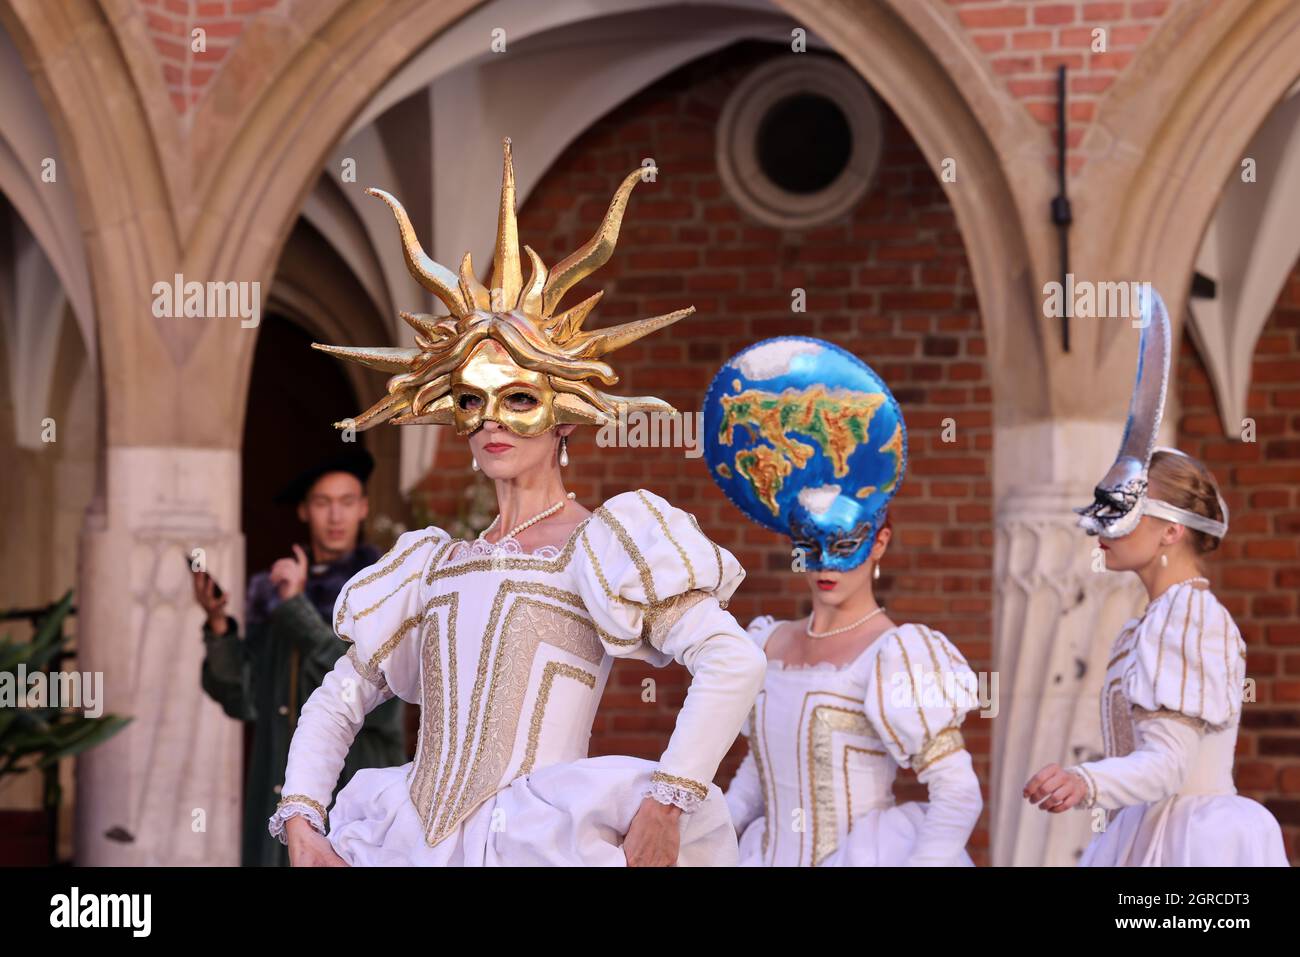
[[241, 314, 367, 576]]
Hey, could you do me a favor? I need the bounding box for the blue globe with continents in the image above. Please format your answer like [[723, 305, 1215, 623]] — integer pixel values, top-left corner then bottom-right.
[[702, 337, 907, 569]]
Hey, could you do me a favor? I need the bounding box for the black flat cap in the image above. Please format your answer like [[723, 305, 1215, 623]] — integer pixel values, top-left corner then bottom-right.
[[272, 446, 375, 505]]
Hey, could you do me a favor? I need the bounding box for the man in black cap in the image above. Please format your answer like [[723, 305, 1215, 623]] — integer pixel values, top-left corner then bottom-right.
[[191, 447, 406, 866]]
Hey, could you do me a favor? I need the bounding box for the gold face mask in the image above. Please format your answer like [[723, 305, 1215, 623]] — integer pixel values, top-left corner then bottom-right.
[[451, 341, 554, 436], [312, 138, 694, 438]]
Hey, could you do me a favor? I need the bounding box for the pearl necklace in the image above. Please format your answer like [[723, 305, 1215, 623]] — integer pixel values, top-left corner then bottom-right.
[[805, 605, 886, 639], [1136, 576, 1210, 624], [1157, 576, 1209, 599], [481, 492, 576, 544]]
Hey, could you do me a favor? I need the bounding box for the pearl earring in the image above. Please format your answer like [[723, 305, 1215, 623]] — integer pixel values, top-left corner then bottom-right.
[[873, 562, 881, 581], [1160, 552, 1168, 567], [559, 436, 569, 468], [471, 456, 480, 472]]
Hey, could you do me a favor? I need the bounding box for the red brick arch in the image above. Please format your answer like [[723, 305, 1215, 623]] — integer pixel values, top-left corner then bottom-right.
[[1085, 0, 1300, 330]]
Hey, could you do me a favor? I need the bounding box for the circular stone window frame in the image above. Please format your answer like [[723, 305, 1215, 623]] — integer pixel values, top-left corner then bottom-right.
[[716, 57, 883, 230]]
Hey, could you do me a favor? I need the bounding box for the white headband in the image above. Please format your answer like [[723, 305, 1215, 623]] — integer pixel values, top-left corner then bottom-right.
[[1144, 447, 1229, 539]]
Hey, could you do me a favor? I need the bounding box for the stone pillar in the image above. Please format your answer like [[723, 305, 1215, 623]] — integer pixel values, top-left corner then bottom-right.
[[990, 421, 1148, 865], [75, 447, 244, 865]]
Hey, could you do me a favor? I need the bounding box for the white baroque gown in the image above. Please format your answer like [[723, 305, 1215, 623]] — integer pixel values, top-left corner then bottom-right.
[[266, 489, 766, 866], [1071, 580, 1288, 866], [725, 617, 984, 866]]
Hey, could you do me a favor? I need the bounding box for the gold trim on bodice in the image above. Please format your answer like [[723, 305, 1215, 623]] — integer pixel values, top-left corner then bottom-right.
[[748, 694, 774, 860], [412, 581, 607, 847], [521, 662, 598, 775], [795, 690, 892, 867], [808, 702, 879, 866]]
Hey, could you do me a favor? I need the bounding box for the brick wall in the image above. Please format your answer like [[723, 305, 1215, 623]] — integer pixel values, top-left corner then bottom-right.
[[949, 0, 1175, 173], [1177, 260, 1300, 862], [414, 43, 995, 862], [137, 0, 1183, 180], [140, 0, 282, 113]]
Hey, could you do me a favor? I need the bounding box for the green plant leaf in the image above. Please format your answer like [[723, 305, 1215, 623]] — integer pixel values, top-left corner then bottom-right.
[[0, 591, 130, 781], [35, 716, 132, 767], [0, 591, 73, 671]]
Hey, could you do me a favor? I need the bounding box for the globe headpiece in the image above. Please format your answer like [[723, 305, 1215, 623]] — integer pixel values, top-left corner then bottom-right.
[[703, 337, 907, 571]]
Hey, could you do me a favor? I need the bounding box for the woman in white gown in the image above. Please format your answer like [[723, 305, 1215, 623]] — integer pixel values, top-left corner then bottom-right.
[[266, 139, 765, 866], [702, 337, 984, 866], [1025, 448, 1288, 866]]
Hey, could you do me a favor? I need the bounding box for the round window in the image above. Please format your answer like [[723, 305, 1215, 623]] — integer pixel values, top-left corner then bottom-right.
[[717, 58, 882, 229]]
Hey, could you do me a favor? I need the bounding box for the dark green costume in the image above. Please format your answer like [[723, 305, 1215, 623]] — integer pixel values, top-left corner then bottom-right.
[[201, 545, 405, 866]]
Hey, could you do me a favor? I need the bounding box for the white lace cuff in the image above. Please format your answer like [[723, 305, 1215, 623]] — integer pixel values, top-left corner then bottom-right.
[[643, 771, 708, 813], [1065, 765, 1097, 809], [268, 794, 328, 844]]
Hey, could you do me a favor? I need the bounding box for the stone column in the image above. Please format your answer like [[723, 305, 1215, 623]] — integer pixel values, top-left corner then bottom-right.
[[75, 447, 245, 865], [990, 421, 1148, 866]]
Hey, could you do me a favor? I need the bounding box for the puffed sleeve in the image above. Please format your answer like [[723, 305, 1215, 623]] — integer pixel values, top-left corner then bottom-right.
[[332, 527, 451, 703], [574, 489, 744, 649], [744, 615, 780, 654], [267, 528, 449, 842], [1066, 585, 1243, 812], [863, 624, 982, 865], [725, 617, 778, 833], [573, 490, 766, 810], [1124, 585, 1244, 730], [863, 624, 980, 771]]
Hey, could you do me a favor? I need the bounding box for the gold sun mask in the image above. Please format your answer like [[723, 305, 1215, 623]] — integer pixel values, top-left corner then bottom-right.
[[313, 138, 694, 437]]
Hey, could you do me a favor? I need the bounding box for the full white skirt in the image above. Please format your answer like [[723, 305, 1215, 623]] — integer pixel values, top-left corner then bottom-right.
[[1080, 794, 1288, 867], [736, 802, 974, 867], [327, 755, 738, 866]]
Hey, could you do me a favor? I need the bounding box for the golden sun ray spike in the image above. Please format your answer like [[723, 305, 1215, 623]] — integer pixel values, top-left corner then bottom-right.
[[312, 139, 692, 436]]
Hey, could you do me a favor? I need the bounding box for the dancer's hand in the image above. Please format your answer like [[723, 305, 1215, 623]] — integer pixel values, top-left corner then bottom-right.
[[1024, 763, 1087, 813], [622, 796, 681, 866], [286, 815, 349, 866]]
